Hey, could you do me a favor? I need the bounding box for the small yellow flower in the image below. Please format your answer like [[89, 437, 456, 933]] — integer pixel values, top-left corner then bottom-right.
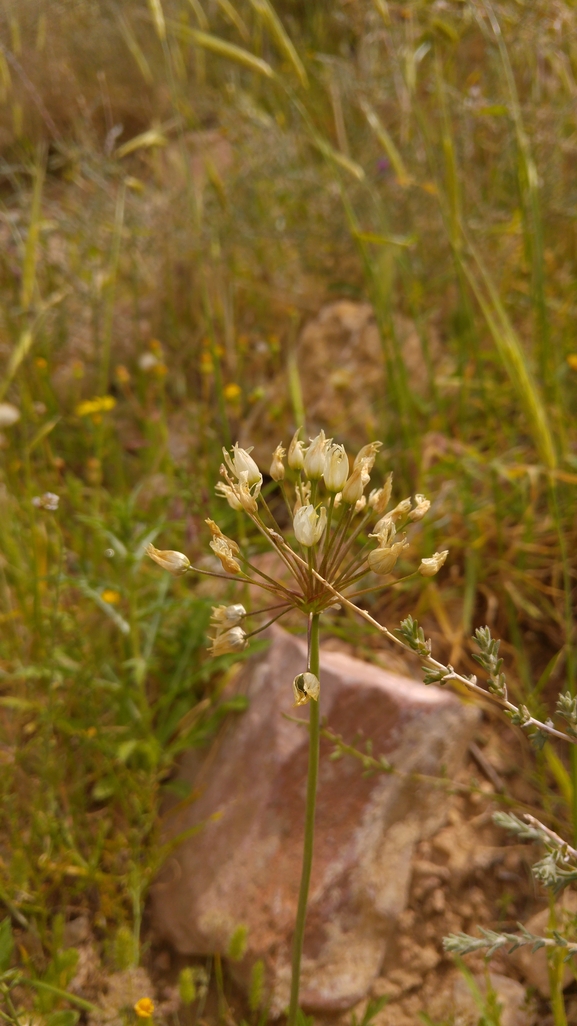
[[134, 997, 155, 1018], [101, 589, 120, 604], [223, 383, 241, 401], [75, 396, 116, 417], [567, 354, 577, 371]]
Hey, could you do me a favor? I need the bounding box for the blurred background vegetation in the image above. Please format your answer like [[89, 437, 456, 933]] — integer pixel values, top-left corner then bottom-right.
[[0, 0, 577, 1020]]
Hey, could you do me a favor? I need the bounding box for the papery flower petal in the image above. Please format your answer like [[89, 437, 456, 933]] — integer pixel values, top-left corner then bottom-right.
[[215, 481, 244, 511], [304, 430, 331, 480], [210, 537, 242, 574], [146, 543, 190, 576], [293, 671, 320, 706], [208, 625, 248, 655], [293, 504, 327, 546], [419, 550, 449, 577], [353, 441, 382, 472], [323, 443, 349, 492], [288, 428, 306, 470], [270, 443, 286, 481], [223, 443, 262, 486]]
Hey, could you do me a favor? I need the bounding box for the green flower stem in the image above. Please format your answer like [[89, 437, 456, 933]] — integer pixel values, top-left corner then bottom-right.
[[287, 612, 321, 1026]]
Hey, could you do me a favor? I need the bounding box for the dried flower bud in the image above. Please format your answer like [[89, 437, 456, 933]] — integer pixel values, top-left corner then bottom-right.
[[323, 443, 349, 492], [419, 550, 449, 577], [367, 539, 408, 575], [293, 480, 311, 514], [209, 626, 248, 656], [369, 518, 396, 547], [388, 498, 412, 523], [211, 604, 246, 627], [408, 494, 430, 522], [215, 481, 243, 511], [293, 504, 327, 547], [223, 443, 262, 487], [210, 536, 242, 574], [304, 430, 331, 480], [146, 543, 190, 576], [368, 472, 393, 514], [288, 428, 306, 470], [269, 443, 286, 481], [205, 519, 240, 554], [341, 462, 370, 505], [236, 471, 260, 514], [355, 495, 367, 513], [354, 441, 382, 472], [293, 671, 320, 706]]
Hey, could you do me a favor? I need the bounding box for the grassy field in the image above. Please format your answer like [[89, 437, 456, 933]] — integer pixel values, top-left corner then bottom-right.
[[0, 0, 577, 1023]]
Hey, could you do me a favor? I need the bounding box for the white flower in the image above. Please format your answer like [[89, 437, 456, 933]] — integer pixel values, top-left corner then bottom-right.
[[209, 626, 248, 656], [341, 462, 370, 505], [288, 428, 306, 470], [367, 539, 408, 575], [419, 550, 449, 577], [304, 430, 331, 480], [236, 471, 261, 514], [323, 443, 349, 492], [32, 492, 60, 511], [223, 443, 262, 487], [211, 604, 246, 627], [0, 403, 20, 428], [408, 494, 430, 522], [293, 671, 320, 706], [146, 543, 190, 575], [293, 504, 327, 547], [270, 443, 286, 482]]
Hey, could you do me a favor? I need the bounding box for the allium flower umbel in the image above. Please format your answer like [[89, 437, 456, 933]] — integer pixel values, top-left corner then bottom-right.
[[146, 434, 448, 677]]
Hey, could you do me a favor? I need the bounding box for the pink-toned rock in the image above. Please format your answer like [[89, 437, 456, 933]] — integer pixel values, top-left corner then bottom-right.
[[151, 626, 478, 1016]]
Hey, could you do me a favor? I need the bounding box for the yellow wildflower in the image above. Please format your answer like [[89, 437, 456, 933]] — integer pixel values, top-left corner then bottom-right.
[[134, 997, 155, 1018]]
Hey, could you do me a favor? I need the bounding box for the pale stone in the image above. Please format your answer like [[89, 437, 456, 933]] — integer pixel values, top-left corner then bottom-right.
[[453, 971, 529, 1026], [151, 626, 479, 1015], [508, 891, 577, 997]]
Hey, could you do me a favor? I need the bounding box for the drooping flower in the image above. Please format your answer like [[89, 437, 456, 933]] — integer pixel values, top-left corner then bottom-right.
[[215, 481, 244, 511], [293, 671, 320, 706], [205, 518, 240, 554], [353, 441, 382, 472], [146, 543, 190, 576], [419, 550, 449, 577], [208, 626, 248, 656], [367, 538, 408, 575], [211, 604, 246, 628], [209, 536, 242, 574], [293, 504, 327, 547]]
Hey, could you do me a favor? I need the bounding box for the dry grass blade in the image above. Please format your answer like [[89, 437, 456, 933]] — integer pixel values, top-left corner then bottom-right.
[[20, 155, 45, 312], [360, 100, 411, 186], [247, 0, 308, 89], [214, 0, 250, 42], [147, 0, 166, 41], [169, 22, 275, 78], [115, 127, 168, 159], [116, 12, 154, 85]]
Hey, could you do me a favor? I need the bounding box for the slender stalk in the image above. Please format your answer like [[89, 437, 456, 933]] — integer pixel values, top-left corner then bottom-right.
[[287, 612, 321, 1026]]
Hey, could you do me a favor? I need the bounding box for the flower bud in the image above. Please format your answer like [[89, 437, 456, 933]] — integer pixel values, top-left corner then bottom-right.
[[215, 481, 243, 511], [304, 430, 331, 480], [209, 626, 248, 656], [293, 504, 327, 547], [210, 537, 242, 574], [323, 443, 349, 492], [355, 495, 367, 513], [223, 443, 262, 487], [341, 463, 370, 505], [368, 472, 393, 514], [293, 671, 320, 706], [269, 443, 286, 482], [146, 543, 190, 576], [419, 550, 449, 577], [353, 441, 382, 472], [408, 494, 430, 522], [211, 604, 246, 627], [288, 428, 306, 470], [367, 539, 407, 575]]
